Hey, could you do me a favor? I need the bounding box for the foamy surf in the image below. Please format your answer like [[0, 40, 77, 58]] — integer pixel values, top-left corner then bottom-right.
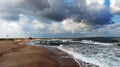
[[80, 40, 113, 46], [30, 40, 120, 67], [58, 45, 107, 67], [58, 43, 120, 67]]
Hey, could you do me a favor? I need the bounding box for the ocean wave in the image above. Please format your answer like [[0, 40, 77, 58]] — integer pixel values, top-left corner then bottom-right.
[[58, 45, 108, 67], [30, 40, 120, 67], [80, 40, 113, 46]]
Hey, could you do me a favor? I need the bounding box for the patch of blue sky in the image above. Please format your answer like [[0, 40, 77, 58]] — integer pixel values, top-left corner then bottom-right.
[[65, 0, 75, 6], [65, 0, 75, 3], [104, 0, 110, 8], [112, 15, 120, 24]]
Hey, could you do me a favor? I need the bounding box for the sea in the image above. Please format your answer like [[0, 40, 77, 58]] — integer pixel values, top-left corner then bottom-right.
[[28, 38, 120, 67]]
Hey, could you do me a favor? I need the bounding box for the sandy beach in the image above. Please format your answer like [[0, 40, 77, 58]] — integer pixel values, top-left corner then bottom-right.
[[0, 40, 79, 67]]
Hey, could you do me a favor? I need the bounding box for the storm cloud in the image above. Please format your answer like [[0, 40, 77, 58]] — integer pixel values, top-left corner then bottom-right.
[[0, 0, 114, 25], [0, 0, 120, 37]]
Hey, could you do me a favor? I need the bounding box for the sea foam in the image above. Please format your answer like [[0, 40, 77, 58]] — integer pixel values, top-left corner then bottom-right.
[[58, 45, 109, 67], [80, 40, 113, 46]]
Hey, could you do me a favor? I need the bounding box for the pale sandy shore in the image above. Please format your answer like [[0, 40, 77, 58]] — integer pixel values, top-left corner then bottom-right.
[[0, 41, 79, 67]]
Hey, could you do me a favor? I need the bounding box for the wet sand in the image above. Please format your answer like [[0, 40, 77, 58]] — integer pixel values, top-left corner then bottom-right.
[[0, 41, 79, 67]]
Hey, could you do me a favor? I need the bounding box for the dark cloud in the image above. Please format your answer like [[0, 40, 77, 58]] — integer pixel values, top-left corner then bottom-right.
[[69, 0, 113, 26], [0, 0, 50, 21], [28, 0, 113, 26], [40, 0, 69, 21], [24, 0, 50, 11], [88, 9, 113, 25], [0, 0, 114, 26]]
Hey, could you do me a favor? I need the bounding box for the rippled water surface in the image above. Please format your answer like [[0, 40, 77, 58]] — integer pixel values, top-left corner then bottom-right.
[[59, 43, 120, 67], [31, 40, 120, 67]]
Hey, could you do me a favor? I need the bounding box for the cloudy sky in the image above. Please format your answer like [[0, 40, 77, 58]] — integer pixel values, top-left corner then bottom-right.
[[0, 0, 120, 38]]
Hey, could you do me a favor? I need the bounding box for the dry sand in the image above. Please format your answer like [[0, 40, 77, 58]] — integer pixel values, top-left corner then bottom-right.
[[0, 41, 79, 67]]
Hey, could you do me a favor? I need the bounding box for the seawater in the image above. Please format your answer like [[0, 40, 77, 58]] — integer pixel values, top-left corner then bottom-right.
[[58, 43, 120, 67], [31, 40, 120, 67]]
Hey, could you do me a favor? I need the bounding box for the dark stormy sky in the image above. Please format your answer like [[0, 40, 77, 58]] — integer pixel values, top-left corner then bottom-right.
[[0, 0, 120, 38]]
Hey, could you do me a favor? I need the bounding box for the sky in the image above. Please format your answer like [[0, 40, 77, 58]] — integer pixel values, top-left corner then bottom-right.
[[0, 0, 120, 38]]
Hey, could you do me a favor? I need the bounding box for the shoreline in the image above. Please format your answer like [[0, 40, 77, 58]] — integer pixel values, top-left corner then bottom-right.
[[0, 41, 79, 67], [58, 46, 99, 67], [44, 47, 80, 67], [28, 41, 99, 67], [0, 40, 99, 67]]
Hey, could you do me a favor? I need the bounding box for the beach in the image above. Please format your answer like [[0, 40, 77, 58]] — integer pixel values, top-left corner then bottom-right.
[[0, 40, 79, 67]]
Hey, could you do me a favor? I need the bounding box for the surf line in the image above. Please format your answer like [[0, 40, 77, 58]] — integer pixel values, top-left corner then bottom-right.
[[58, 45, 81, 67]]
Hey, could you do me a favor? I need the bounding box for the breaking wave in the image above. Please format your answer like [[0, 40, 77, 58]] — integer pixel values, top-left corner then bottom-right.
[[80, 40, 113, 46]]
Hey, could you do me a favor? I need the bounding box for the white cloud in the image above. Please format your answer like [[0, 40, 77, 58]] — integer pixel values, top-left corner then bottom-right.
[[0, 14, 47, 38], [0, 20, 23, 38], [0, 0, 119, 37], [19, 14, 45, 30], [86, 0, 105, 5], [32, 20, 45, 29], [49, 22, 64, 33], [0, 14, 120, 38], [110, 0, 120, 13], [62, 18, 88, 32], [92, 23, 120, 36], [86, 0, 105, 12]]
